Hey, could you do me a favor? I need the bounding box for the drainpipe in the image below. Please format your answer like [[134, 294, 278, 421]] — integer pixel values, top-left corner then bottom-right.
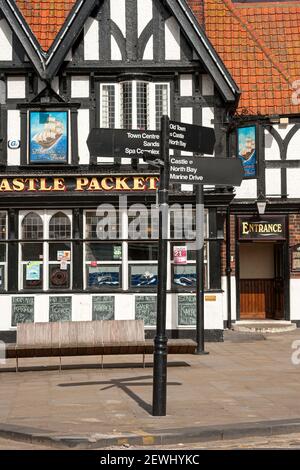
[[226, 206, 232, 329]]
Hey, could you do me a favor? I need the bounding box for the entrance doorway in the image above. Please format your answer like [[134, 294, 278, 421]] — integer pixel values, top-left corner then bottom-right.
[[239, 242, 284, 320]]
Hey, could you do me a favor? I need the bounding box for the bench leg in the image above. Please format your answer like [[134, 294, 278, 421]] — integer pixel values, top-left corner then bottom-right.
[[142, 353, 145, 368], [16, 356, 18, 373], [101, 355, 104, 370], [59, 356, 62, 372]]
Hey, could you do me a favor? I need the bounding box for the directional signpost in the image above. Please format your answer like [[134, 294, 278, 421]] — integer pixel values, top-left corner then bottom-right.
[[87, 118, 243, 418]]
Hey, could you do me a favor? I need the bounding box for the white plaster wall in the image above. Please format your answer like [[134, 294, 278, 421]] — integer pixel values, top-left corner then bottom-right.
[[165, 17, 180, 60], [110, 0, 126, 36], [287, 128, 300, 160], [202, 107, 214, 129], [0, 293, 226, 331], [180, 74, 193, 96], [71, 76, 90, 98], [202, 74, 214, 96], [234, 179, 257, 199], [221, 276, 237, 322], [84, 17, 99, 61], [111, 36, 122, 60], [7, 110, 20, 166], [77, 109, 90, 165], [290, 279, 300, 320], [7, 76, 25, 99], [51, 77, 59, 95], [287, 168, 300, 198], [264, 128, 280, 160], [265, 168, 281, 197], [143, 36, 153, 60], [137, 0, 152, 36], [0, 19, 12, 61]]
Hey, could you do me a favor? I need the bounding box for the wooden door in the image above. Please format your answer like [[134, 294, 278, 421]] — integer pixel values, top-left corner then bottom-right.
[[240, 279, 275, 319]]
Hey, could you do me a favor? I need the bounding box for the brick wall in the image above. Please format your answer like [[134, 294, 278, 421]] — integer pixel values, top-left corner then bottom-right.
[[221, 214, 236, 277], [289, 214, 300, 279]]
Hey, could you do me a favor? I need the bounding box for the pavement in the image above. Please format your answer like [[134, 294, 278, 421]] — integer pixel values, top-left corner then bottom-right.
[[0, 329, 300, 449]]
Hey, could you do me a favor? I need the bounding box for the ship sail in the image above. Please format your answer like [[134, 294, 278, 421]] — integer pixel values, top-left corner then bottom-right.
[[33, 116, 64, 149]]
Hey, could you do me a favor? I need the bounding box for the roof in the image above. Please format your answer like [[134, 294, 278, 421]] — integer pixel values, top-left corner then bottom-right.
[[187, 0, 300, 116], [15, 0, 77, 51]]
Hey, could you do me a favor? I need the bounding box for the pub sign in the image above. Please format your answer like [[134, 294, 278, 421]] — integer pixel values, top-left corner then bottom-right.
[[238, 216, 286, 241]]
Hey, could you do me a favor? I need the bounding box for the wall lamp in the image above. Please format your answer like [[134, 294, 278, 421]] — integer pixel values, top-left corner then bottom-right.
[[256, 192, 268, 216]]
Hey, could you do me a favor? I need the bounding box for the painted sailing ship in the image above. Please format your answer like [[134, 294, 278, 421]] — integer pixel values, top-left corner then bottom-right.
[[239, 137, 255, 161], [33, 116, 64, 149]]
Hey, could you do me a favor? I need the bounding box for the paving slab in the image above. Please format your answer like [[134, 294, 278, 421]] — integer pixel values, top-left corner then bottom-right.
[[0, 329, 300, 448]]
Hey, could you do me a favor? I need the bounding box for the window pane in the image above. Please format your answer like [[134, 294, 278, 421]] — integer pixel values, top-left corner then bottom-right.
[[120, 82, 132, 129], [49, 265, 70, 289], [22, 243, 43, 261], [102, 85, 115, 128], [0, 265, 5, 290], [128, 243, 158, 261], [49, 212, 71, 239], [136, 82, 149, 130], [155, 84, 169, 130], [130, 264, 158, 288], [171, 243, 207, 261], [85, 211, 120, 239], [87, 265, 121, 289], [49, 243, 71, 262], [0, 244, 6, 262], [173, 265, 208, 289], [0, 213, 7, 240], [22, 212, 43, 240], [128, 208, 159, 240], [86, 243, 122, 261]]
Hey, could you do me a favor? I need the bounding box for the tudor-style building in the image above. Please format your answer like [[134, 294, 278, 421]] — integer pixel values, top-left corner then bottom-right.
[[0, 0, 299, 343], [0, 0, 240, 342]]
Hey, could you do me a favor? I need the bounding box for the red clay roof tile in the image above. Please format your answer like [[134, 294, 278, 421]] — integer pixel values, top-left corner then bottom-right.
[[15, 0, 77, 51]]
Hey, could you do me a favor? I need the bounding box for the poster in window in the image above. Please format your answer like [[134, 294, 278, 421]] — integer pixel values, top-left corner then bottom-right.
[[29, 111, 68, 163], [173, 246, 187, 265], [237, 126, 257, 178], [26, 262, 40, 281], [291, 245, 300, 272]]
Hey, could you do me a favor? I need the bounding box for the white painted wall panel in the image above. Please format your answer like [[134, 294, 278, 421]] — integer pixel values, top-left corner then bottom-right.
[[287, 129, 300, 160], [290, 280, 300, 320], [221, 276, 237, 322], [287, 168, 300, 198], [71, 76, 90, 98], [65, 50, 72, 61], [137, 0, 152, 36], [264, 128, 280, 160], [265, 168, 281, 197], [0, 292, 226, 331], [51, 77, 59, 94], [78, 109, 90, 165], [143, 36, 153, 60], [7, 110, 20, 166], [180, 74, 193, 97], [111, 35, 122, 60], [0, 19, 12, 61], [110, 0, 126, 36], [84, 17, 99, 60], [165, 17, 181, 60], [7, 76, 25, 99], [235, 179, 257, 199], [202, 107, 214, 128], [202, 74, 214, 95]]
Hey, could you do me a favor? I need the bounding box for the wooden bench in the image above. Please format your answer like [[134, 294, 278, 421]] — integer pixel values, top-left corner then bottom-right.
[[6, 320, 196, 371]]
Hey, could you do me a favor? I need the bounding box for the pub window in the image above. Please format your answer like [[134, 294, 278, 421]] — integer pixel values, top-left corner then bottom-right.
[[19, 211, 72, 291], [84, 211, 121, 290], [100, 81, 170, 131], [0, 212, 7, 291]]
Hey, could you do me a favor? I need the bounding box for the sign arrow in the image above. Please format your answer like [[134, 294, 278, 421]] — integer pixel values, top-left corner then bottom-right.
[[169, 121, 216, 155], [169, 156, 244, 186]]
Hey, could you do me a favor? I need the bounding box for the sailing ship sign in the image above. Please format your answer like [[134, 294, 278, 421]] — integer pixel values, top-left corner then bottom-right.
[[237, 125, 257, 178], [29, 111, 68, 163]]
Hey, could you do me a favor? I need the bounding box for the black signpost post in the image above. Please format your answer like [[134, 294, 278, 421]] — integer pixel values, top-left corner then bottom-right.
[[87, 119, 243, 417]]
